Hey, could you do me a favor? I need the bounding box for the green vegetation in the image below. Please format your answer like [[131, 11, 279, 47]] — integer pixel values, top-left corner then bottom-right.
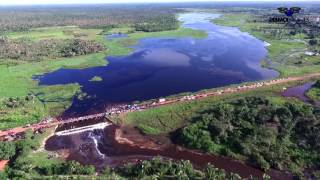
[[0, 142, 16, 160], [212, 13, 320, 77], [33, 161, 95, 177], [174, 96, 320, 176], [307, 80, 320, 101], [116, 157, 247, 179], [124, 101, 203, 135], [102, 27, 207, 56], [122, 79, 320, 176], [0, 7, 206, 130], [1, 127, 256, 179], [89, 76, 103, 82], [6, 26, 76, 40], [0, 37, 104, 62], [0, 6, 182, 32], [1, 4, 320, 179], [123, 84, 286, 134], [134, 14, 179, 32], [0, 94, 45, 130], [0, 128, 94, 179], [129, 27, 207, 39], [0, 62, 83, 129]]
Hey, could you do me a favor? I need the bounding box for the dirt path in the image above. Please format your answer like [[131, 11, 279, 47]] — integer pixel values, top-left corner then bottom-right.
[[1, 72, 320, 140], [34, 126, 57, 153]]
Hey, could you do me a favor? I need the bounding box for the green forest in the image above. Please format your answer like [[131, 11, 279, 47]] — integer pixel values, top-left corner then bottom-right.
[[175, 96, 320, 176], [0, 37, 104, 62], [0, 6, 181, 32]]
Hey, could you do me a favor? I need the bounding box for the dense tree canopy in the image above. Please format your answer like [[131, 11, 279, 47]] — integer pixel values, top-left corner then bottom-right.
[[134, 15, 179, 32], [36, 161, 95, 176], [116, 158, 245, 179], [0, 142, 16, 160], [175, 96, 320, 175], [0, 6, 181, 32], [0, 37, 104, 62], [314, 80, 320, 88]]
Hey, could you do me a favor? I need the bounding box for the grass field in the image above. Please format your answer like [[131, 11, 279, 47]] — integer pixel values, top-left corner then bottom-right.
[[6, 26, 102, 41], [25, 127, 62, 167]]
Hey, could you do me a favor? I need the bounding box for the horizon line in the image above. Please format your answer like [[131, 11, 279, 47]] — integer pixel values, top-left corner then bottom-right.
[[1, 1, 319, 7]]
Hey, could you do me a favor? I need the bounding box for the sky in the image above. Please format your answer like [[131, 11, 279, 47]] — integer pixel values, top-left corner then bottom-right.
[[0, 0, 317, 5]]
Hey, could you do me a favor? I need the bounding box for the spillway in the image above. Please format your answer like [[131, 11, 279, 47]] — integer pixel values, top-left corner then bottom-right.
[[55, 122, 112, 136]]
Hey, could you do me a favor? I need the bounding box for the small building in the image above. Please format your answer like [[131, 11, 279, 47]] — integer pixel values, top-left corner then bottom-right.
[[159, 98, 166, 103], [264, 41, 271, 47], [305, 51, 315, 56]]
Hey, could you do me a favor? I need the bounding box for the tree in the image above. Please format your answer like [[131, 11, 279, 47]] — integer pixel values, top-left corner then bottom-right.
[[13, 157, 34, 173], [314, 80, 320, 88], [64, 161, 82, 174], [174, 96, 320, 174], [81, 165, 95, 175], [0, 172, 8, 180], [309, 39, 318, 46], [0, 142, 16, 160], [204, 164, 228, 179]]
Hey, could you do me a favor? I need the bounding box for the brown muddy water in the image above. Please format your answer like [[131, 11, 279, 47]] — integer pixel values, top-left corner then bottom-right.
[[45, 123, 293, 179]]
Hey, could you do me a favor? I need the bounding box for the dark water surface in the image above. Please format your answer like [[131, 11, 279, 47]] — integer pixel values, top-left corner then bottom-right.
[[282, 82, 320, 106], [282, 83, 314, 102], [105, 33, 128, 40], [35, 13, 278, 115]]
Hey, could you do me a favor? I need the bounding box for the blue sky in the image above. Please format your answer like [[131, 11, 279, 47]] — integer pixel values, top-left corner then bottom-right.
[[0, 0, 316, 6]]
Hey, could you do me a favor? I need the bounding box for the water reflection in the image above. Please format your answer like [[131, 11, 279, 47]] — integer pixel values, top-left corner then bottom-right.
[[105, 33, 128, 40], [282, 82, 314, 103], [35, 13, 278, 115], [282, 82, 320, 107]]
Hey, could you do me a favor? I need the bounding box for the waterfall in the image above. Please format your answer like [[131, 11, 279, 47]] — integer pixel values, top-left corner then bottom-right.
[[88, 131, 105, 159]]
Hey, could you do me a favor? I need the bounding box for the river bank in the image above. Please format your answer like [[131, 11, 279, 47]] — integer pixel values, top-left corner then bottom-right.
[[45, 124, 293, 179]]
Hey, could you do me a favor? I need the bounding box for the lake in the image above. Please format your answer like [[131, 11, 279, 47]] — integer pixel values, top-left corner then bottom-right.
[[35, 13, 278, 116]]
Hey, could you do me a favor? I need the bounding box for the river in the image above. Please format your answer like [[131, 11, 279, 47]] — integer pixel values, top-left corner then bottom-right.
[[46, 123, 292, 179]]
